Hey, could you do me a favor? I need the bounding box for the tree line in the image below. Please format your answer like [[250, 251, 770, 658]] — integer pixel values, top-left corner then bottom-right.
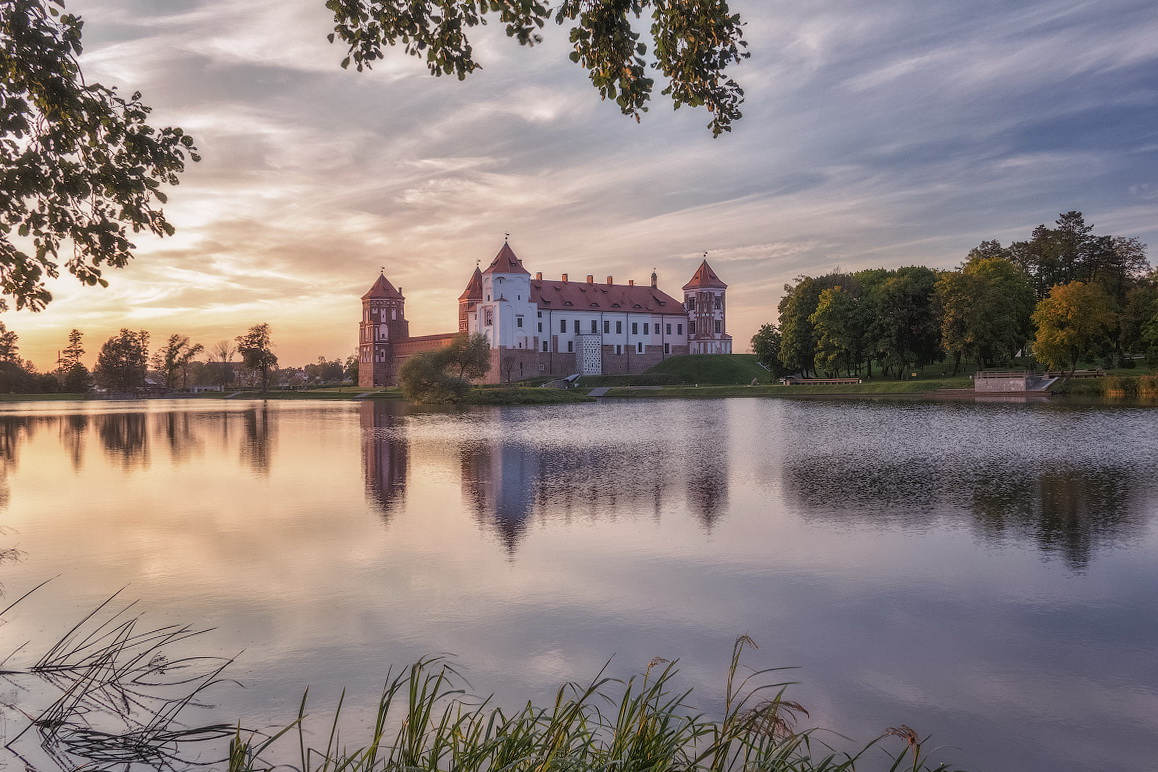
[[752, 212, 1158, 378], [0, 322, 356, 394]]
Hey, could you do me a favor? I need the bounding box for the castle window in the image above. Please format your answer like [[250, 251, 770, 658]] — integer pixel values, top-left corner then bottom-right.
[[590, 320, 597, 333], [560, 319, 566, 333], [516, 316, 524, 328], [573, 320, 580, 334], [689, 321, 696, 334], [615, 344, 622, 355], [664, 343, 670, 354], [485, 308, 494, 326], [616, 321, 622, 334], [567, 341, 573, 353], [632, 322, 638, 335], [643, 323, 649, 335], [543, 341, 549, 352], [537, 311, 542, 317], [666, 323, 672, 335], [637, 342, 644, 353], [677, 323, 683, 335], [715, 320, 722, 333], [687, 297, 695, 310], [538, 322, 543, 333], [714, 296, 722, 309], [603, 321, 610, 334]]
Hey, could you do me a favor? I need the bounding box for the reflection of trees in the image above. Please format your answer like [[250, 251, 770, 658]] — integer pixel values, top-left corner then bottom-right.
[[971, 467, 1144, 571], [240, 404, 275, 475], [782, 453, 1150, 572], [360, 402, 408, 522], [59, 413, 89, 470], [0, 415, 36, 512], [156, 411, 203, 464], [97, 412, 149, 469]]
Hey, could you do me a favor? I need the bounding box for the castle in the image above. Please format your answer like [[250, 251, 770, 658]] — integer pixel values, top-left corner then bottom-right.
[[359, 242, 732, 387]]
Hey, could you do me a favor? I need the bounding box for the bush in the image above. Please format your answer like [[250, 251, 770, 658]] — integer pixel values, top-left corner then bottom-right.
[[398, 352, 469, 404]]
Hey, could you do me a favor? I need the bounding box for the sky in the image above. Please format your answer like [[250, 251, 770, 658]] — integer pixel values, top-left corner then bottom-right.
[[8, 0, 1158, 370]]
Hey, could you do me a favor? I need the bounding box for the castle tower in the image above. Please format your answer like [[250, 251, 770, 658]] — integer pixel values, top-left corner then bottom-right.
[[458, 265, 483, 333], [359, 272, 410, 387], [682, 260, 732, 354]]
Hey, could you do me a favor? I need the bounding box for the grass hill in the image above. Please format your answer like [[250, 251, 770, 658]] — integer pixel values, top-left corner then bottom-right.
[[645, 354, 769, 385], [578, 354, 768, 387]]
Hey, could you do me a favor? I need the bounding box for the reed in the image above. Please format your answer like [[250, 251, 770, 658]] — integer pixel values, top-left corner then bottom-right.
[[226, 638, 960, 772]]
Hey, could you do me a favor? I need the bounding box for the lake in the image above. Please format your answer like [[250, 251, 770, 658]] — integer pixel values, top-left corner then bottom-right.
[[1, 397, 1156, 771]]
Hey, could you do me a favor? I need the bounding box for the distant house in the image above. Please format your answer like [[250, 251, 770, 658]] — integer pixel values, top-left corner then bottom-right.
[[359, 243, 732, 386]]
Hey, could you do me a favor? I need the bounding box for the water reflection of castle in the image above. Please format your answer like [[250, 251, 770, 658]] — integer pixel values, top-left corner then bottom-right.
[[358, 402, 730, 553]]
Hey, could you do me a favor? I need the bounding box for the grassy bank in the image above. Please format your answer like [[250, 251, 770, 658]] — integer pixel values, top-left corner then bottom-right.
[[595, 376, 971, 399], [464, 387, 595, 405], [228, 640, 957, 772], [1052, 374, 1158, 397]]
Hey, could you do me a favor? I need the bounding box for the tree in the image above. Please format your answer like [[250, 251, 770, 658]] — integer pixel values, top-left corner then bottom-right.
[[208, 340, 237, 388], [1143, 303, 1158, 371], [150, 334, 204, 389], [865, 266, 942, 379], [936, 254, 1034, 371], [94, 329, 149, 391], [56, 328, 90, 392], [327, 0, 749, 136], [777, 277, 820, 376], [439, 333, 491, 380], [1031, 282, 1116, 372], [398, 351, 468, 404], [236, 324, 278, 391], [343, 352, 359, 383], [0, 0, 198, 312], [0, 321, 19, 363], [749, 323, 786, 378], [809, 286, 866, 377]]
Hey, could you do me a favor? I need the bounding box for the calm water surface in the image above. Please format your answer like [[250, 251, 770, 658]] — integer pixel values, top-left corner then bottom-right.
[[1, 397, 1156, 771]]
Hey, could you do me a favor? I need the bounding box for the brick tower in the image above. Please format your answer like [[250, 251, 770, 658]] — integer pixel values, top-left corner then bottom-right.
[[359, 272, 410, 387], [683, 260, 732, 354]]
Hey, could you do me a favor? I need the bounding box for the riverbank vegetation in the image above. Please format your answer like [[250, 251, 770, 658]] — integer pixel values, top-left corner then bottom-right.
[[226, 639, 957, 772], [754, 212, 1157, 380]]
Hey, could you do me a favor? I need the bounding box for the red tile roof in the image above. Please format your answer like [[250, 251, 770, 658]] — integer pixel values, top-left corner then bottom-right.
[[459, 266, 483, 301], [530, 278, 684, 314], [482, 242, 530, 276], [682, 260, 727, 290], [362, 273, 404, 299]]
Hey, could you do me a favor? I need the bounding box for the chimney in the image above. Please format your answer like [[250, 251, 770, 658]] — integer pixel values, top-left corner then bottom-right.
[[628, 279, 635, 286], [562, 273, 569, 282], [606, 276, 613, 285], [585, 274, 593, 284], [535, 272, 542, 281]]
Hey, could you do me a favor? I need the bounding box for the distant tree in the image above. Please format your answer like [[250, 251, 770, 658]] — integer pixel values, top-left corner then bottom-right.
[[750, 323, 786, 378], [327, 0, 749, 137], [0, 0, 198, 313], [439, 333, 492, 380], [94, 329, 150, 391], [151, 334, 204, 389], [1117, 271, 1158, 359], [399, 351, 468, 404], [809, 286, 866, 377], [1032, 282, 1117, 372], [1010, 212, 1150, 302], [777, 277, 821, 376], [304, 356, 345, 384], [937, 256, 1035, 372], [343, 352, 359, 383], [236, 324, 278, 391], [0, 322, 19, 363], [867, 266, 942, 378], [57, 328, 90, 392], [208, 340, 237, 388], [499, 353, 518, 384], [1143, 304, 1158, 371]]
